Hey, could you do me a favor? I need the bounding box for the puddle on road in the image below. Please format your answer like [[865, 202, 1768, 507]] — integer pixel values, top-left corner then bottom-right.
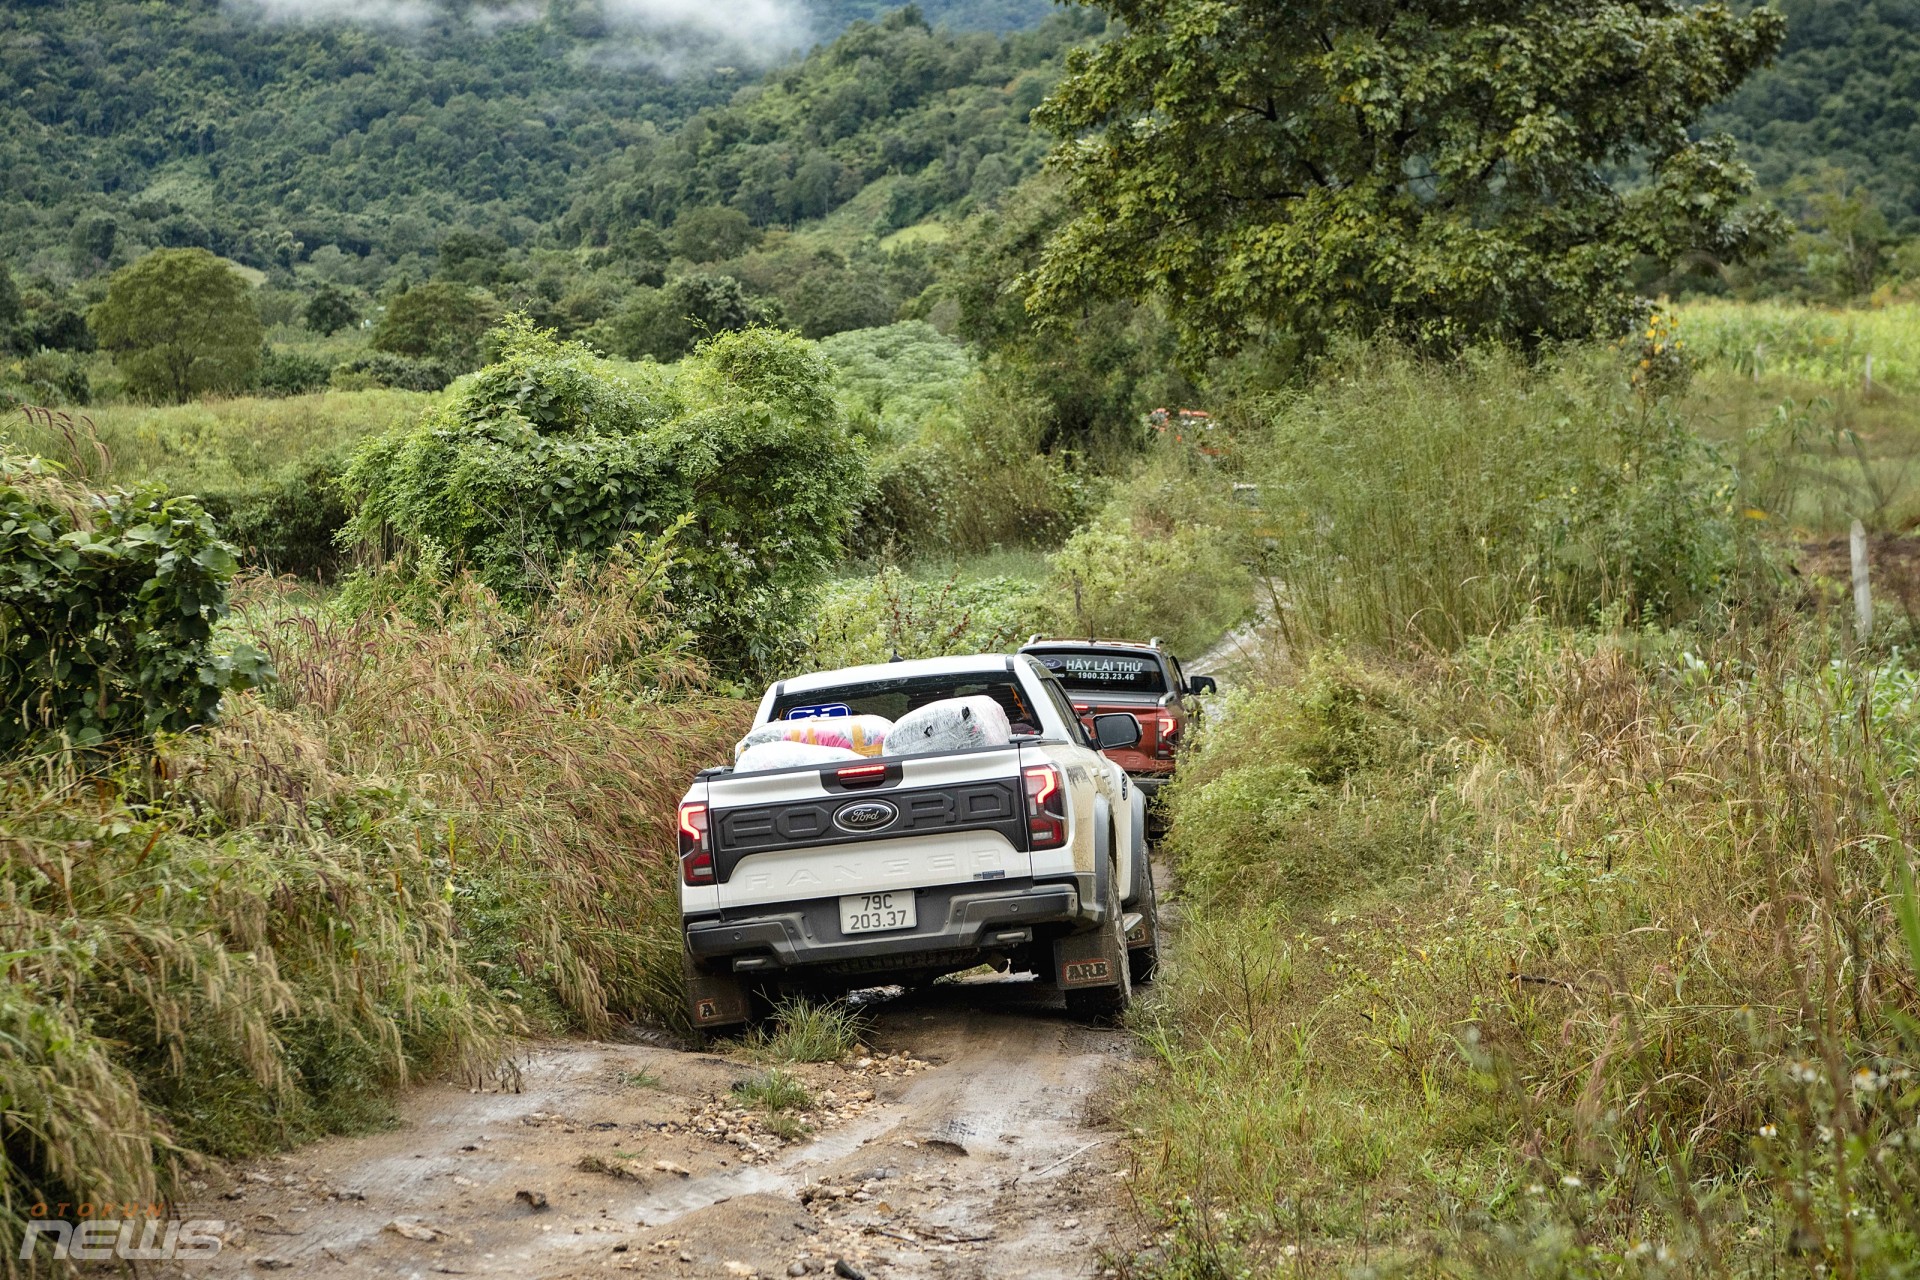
[[621, 1105, 900, 1225]]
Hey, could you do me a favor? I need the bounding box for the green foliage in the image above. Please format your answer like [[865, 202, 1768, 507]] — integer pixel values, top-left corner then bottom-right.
[[1249, 343, 1746, 652], [816, 320, 975, 439], [1031, 0, 1787, 356], [593, 274, 773, 362], [0, 457, 271, 750], [255, 346, 334, 397], [949, 172, 1197, 453], [0, 350, 90, 408], [1043, 517, 1252, 657], [1705, 0, 1920, 232], [346, 319, 869, 675], [1137, 622, 1920, 1274], [800, 566, 1043, 669], [560, 10, 1097, 248], [371, 280, 495, 368], [304, 283, 359, 336], [0, 755, 513, 1266], [850, 410, 1096, 559], [0, 261, 19, 350], [329, 351, 456, 392], [741, 998, 867, 1064], [1675, 298, 1920, 388], [87, 249, 263, 403]]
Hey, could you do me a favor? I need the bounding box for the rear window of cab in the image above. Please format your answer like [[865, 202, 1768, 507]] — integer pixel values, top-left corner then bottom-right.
[[1026, 648, 1168, 695]]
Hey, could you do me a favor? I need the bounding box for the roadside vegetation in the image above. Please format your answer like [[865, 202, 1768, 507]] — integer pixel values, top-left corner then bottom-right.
[[6, 0, 1920, 1275], [1126, 339, 1920, 1275]]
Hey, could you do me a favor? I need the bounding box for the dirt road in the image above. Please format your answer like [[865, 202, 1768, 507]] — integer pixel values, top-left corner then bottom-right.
[[189, 978, 1147, 1280]]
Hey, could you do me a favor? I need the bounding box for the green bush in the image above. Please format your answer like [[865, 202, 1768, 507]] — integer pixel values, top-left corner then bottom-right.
[[329, 351, 455, 392], [255, 346, 334, 397], [346, 319, 869, 677], [0, 349, 91, 407], [848, 382, 1099, 561], [0, 456, 271, 750], [800, 567, 1044, 669], [202, 455, 353, 579], [1250, 343, 1745, 651]]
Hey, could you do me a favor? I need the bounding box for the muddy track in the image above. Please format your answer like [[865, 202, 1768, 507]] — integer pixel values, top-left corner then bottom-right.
[[186, 978, 1146, 1279]]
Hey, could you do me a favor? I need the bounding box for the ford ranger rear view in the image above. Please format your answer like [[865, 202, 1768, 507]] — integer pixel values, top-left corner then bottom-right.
[[676, 655, 1161, 1032]]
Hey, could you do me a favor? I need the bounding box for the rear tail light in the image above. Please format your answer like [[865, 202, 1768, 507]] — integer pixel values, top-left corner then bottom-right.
[[835, 763, 888, 786], [1023, 764, 1068, 850], [678, 801, 713, 885]]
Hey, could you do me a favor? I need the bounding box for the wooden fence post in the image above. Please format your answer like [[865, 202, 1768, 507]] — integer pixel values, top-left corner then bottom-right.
[[1851, 518, 1873, 639]]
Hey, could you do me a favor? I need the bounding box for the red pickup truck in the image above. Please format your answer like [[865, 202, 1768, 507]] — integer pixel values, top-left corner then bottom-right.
[[1017, 637, 1216, 801]]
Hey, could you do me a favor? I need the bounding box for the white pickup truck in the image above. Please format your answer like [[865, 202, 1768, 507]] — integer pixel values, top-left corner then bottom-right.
[[676, 655, 1160, 1031]]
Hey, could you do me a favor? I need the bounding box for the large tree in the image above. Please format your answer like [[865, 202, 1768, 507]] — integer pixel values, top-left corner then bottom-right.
[[88, 249, 262, 403], [1028, 0, 1788, 355]]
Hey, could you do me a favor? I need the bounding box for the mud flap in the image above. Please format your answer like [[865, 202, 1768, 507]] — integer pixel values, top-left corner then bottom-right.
[[1122, 911, 1149, 949], [1055, 919, 1125, 990], [684, 952, 752, 1029]]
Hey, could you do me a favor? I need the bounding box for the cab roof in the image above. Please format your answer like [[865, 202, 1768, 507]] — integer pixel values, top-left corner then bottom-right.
[[1020, 636, 1168, 654], [772, 653, 1035, 697]]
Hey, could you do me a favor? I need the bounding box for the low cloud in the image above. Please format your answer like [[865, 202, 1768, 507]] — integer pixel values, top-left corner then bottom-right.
[[225, 0, 813, 64]]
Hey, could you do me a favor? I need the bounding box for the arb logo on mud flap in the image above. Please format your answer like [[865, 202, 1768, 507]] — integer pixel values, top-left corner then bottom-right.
[[1061, 958, 1111, 986], [694, 998, 721, 1023]]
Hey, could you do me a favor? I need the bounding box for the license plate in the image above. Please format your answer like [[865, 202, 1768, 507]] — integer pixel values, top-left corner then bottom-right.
[[839, 891, 916, 935]]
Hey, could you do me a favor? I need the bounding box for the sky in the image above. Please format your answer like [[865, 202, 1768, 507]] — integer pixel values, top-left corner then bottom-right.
[[226, 0, 816, 66]]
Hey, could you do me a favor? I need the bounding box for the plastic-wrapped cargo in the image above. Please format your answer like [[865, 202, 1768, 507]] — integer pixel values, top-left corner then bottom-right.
[[888, 696, 1013, 756], [734, 741, 864, 773], [735, 714, 893, 761]]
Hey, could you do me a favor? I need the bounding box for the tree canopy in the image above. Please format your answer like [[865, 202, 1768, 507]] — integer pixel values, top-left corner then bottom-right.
[[1029, 0, 1789, 355], [88, 249, 263, 403], [346, 319, 870, 675]]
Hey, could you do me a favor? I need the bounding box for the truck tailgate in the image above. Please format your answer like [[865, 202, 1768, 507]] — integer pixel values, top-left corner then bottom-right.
[[699, 747, 1032, 911]]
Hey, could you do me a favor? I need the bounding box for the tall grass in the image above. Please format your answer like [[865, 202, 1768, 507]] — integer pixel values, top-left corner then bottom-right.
[[1675, 299, 1920, 389], [1248, 345, 1743, 653], [8, 391, 425, 494], [224, 547, 753, 1032], [1137, 623, 1920, 1274], [0, 751, 514, 1270], [3, 541, 751, 1270]]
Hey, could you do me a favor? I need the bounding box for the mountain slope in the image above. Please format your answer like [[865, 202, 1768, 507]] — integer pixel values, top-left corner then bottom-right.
[[1704, 0, 1920, 230]]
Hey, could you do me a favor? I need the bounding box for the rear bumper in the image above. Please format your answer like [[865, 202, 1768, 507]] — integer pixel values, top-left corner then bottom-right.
[[685, 880, 1082, 975]]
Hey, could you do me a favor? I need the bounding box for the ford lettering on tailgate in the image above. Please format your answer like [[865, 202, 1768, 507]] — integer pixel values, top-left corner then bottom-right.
[[711, 780, 1022, 883]]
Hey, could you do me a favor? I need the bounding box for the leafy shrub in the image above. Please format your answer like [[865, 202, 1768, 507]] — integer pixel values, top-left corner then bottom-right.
[[817, 320, 975, 441], [371, 280, 496, 368], [800, 567, 1043, 669], [0, 349, 91, 407], [345, 319, 869, 677], [850, 425, 1096, 560], [329, 351, 455, 392], [255, 346, 334, 396], [1042, 516, 1253, 657], [202, 455, 353, 579], [1251, 343, 1745, 651], [0, 456, 271, 750]]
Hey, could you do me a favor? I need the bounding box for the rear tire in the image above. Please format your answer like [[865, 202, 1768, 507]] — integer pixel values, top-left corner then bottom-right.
[[1064, 858, 1133, 1025], [1127, 860, 1161, 987]]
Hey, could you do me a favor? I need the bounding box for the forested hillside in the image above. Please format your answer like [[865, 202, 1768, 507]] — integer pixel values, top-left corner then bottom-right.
[[0, 0, 1058, 282], [1707, 0, 1920, 231]]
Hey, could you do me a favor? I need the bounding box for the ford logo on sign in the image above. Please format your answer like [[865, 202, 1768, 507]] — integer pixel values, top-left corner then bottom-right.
[[834, 800, 897, 833]]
